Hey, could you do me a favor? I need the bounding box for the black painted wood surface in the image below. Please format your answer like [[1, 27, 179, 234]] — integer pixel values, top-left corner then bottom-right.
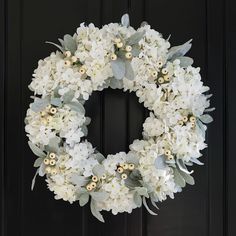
[[1, 0, 235, 235]]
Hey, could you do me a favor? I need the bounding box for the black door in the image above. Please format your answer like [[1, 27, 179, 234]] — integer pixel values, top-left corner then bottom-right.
[[1, 0, 235, 235]]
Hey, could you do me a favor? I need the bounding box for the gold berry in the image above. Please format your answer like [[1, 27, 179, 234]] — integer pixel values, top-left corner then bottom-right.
[[178, 120, 184, 126], [101, 174, 106, 180], [167, 155, 174, 161], [50, 107, 57, 114], [71, 56, 77, 63], [164, 75, 170, 81], [128, 164, 135, 170], [189, 116, 196, 123], [43, 158, 50, 165], [49, 159, 56, 166], [165, 150, 171, 156], [64, 60, 71, 66], [125, 52, 132, 59], [114, 38, 121, 43], [79, 67, 86, 74], [162, 68, 168, 74], [158, 77, 164, 84], [91, 182, 97, 188], [152, 71, 158, 78], [110, 54, 117, 61], [117, 167, 124, 173], [51, 168, 57, 175], [45, 166, 51, 173], [123, 163, 129, 170], [121, 173, 128, 180], [86, 185, 92, 191], [92, 176, 98, 182], [182, 116, 188, 122], [64, 51, 71, 57], [49, 153, 56, 159], [125, 45, 132, 52], [157, 61, 163, 68], [116, 42, 123, 48]]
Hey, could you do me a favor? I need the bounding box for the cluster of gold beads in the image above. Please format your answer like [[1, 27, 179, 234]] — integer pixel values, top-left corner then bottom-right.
[[163, 149, 174, 161], [116, 163, 135, 180], [40, 104, 57, 125], [110, 37, 133, 60], [178, 115, 196, 128], [44, 152, 58, 175], [152, 66, 170, 85], [86, 174, 107, 191], [64, 50, 78, 66]]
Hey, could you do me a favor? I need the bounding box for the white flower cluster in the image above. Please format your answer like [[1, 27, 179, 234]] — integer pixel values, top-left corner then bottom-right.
[[25, 14, 213, 222]]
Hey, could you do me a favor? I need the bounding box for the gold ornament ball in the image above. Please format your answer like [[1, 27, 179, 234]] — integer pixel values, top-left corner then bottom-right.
[[50, 107, 57, 115], [125, 52, 132, 59], [79, 67, 86, 74], [64, 60, 71, 66], [123, 163, 129, 170], [125, 45, 132, 52], [189, 116, 196, 123], [167, 155, 174, 161], [49, 159, 56, 166], [128, 164, 135, 170], [152, 71, 158, 78], [101, 174, 106, 180], [86, 185, 92, 191], [165, 149, 171, 156], [157, 61, 163, 68], [71, 56, 77, 63], [114, 38, 121, 43], [178, 120, 184, 126], [164, 75, 170, 81], [117, 167, 124, 173], [162, 68, 168, 74], [91, 182, 97, 188], [116, 42, 123, 48], [182, 116, 188, 122]]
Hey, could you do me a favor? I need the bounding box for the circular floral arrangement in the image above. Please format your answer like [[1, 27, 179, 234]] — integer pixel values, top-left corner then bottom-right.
[[25, 14, 214, 222]]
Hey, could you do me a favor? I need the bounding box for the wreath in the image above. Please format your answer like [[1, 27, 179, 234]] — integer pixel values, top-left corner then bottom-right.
[[25, 14, 214, 222]]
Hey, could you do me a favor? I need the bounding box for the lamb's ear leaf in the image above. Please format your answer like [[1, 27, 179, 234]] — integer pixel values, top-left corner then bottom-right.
[[38, 163, 46, 177], [154, 155, 167, 170], [177, 56, 194, 67], [167, 39, 192, 60], [93, 152, 105, 163], [142, 197, 157, 215], [50, 97, 62, 107], [199, 114, 213, 124], [45, 136, 60, 153], [109, 76, 124, 89], [70, 174, 89, 187], [92, 164, 105, 178], [90, 200, 105, 223], [179, 170, 195, 185], [150, 198, 159, 210], [78, 193, 90, 206], [140, 21, 148, 27], [125, 61, 135, 80], [30, 97, 49, 112], [176, 159, 194, 175], [126, 31, 145, 45], [67, 102, 85, 115], [173, 168, 186, 188], [31, 169, 39, 191], [62, 90, 75, 103], [190, 157, 204, 165], [45, 41, 64, 52], [90, 191, 109, 202], [28, 141, 46, 158], [63, 34, 77, 53], [133, 192, 142, 207], [111, 58, 126, 80], [121, 13, 130, 27], [33, 157, 44, 167], [81, 125, 88, 136]]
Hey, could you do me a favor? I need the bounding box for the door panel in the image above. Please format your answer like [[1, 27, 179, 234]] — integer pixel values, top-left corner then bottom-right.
[[1, 0, 235, 235]]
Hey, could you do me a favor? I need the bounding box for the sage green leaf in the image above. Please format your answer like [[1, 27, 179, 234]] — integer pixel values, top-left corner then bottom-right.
[[173, 168, 186, 187], [154, 155, 166, 170], [121, 13, 130, 27], [109, 77, 124, 89], [178, 56, 194, 67], [63, 34, 77, 53], [136, 187, 149, 198], [90, 191, 109, 202], [200, 114, 213, 124], [131, 45, 141, 57], [142, 197, 157, 215], [79, 193, 90, 206], [125, 152, 139, 165], [94, 152, 105, 163], [28, 141, 46, 157], [167, 39, 192, 60], [150, 198, 159, 210], [133, 192, 142, 207], [81, 125, 88, 136], [38, 163, 46, 177], [33, 157, 44, 167], [67, 102, 85, 115], [196, 120, 206, 138], [190, 157, 204, 165], [126, 31, 145, 45], [179, 170, 195, 185], [125, 61, 134, 80], [63, 90, 75, 103], [45, 136, 60, 153], [205, 107, 215, 112], [92, 164, 105, 177], [50, 97, 62, 107], [31, 169, 39, 191], [31, 97, 49, 112], [111, 58, 126, 80], [45, 41, 64, 52], [176, 159, 193, 174], [84, 117, 91, 126], [70, 174, 89, 187], [125, 178, 141, 188], [90, 200, 105, 223]]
